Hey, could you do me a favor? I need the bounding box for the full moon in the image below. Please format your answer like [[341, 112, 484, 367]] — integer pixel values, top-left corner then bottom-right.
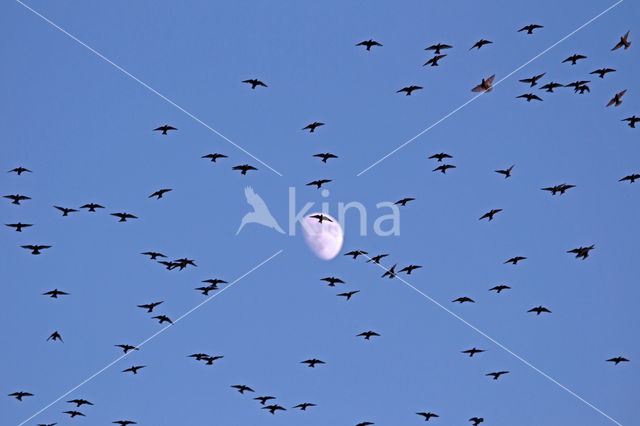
[[301, 213, 343, 260]]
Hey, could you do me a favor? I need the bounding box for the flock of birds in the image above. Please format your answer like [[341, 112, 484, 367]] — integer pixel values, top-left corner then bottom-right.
[[3, 19, 636, 426]]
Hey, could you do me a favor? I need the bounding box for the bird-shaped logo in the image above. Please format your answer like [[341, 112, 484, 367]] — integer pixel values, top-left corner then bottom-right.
[[236, 187, 285, 235]]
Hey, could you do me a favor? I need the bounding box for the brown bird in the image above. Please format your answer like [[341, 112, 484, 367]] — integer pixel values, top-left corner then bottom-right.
[[153, 125, 177, 135], [518, 24, 543, 34], [517, 93, 543, 102], [519, 72, 546, 87], [423, 54, 446, 67], [302, 122, 325, 133], [397, 85, 423, 96], [356, 39, 382, 50], [5, 222, 32, 232], [202, 153, 228, 162], [590, 68, 616, 79], [242, 79, 267, 89], [495, 165, 514, 178], [562, 54, 587, 65], [611, 31, 631, 51], [471, 74, 496, 92], [479, 209, 502, 221], [149, 189, 172, 199], [425, 43, 452, 54], [232, 164, 258, 175], [567, 244, 595, 260], [607, 90, 627, 107]]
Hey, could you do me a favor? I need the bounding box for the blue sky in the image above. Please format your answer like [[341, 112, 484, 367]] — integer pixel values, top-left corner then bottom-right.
[[1, 0, 638, 425]]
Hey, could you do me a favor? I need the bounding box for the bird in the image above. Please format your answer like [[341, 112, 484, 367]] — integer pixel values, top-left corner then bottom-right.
[[519, 73, 546, 87], [518, 24, 543, 34], [152, 315, 173, 324], [153, 125, 177, 135], [590, 68, 616, 78], [188, 353, 210, 361], [321, 277, 345, 287], [367, 254, 389, 264], [8, 167, 32, 175], [148, 188, 172, 199], [202, 153, 228, 162], [504, 256, 527, 265], [607, 90, 627, 107], [397, 85, 423, 96], [262, 404, 286, 415], [202, 278, 228, 286], [425, 43, 452, 54], [619, 173, 640, 183], [54, 206, 78, 216], [111, 213, 138, 222], [113, 422, 137, 426], [495, 165, 514, 178], [607, 356, 630, 365], [5, 222, 33, 232], [231, 385, 254, 394], [567, 244, 595, 260], [293, 402, 316, 410], [416, 412, 439, 422], [302, 122, 325, 133], [8, 391, 33, 401], [43, 289, 69, 298], [429, 152, 452, 162], [453, 296, 475, 304], [433, 164, 456, 174], [470, 39, 492, 50], [202, 355, 224, 365], [394, 197, 415, 206], [242, 79, 267, 89], [528, 306, 551, 315], [356, 423, 375, 426], [517, 93, 543, 102], [486, 371, 509, 380], [574, 84, 590, 94], [310, 214, 332, 223], [489, 285, 511, 293], [469, 417, 484, 426], [381, 264, 397, 279], [141, 252, 166, 260], [562, 54, 587, 65], [344, 250, 368, 259], [122, 365, 145, 374], [337, 290, 360, 300], [301, 359, 325, 368], [479, 209, 502, 221], [253, 396, 276, 405], [622, 116, 640, 128], [313, 152, 338, 163], [471, 74, 496, 92], [565, 80, 590, 90], [462, 348, 485, 357], [541, 184, 575, 195], [137, 301, 163, 312], [540, 82, 564, 92], [306, 179, 332, 189], [357, 331, 380, 340], [63, 411, 85, 418], [232, 164, 258, 175], [67, 399, 93, 407], [612, 31, 631, 51], [423, 54, 447, 67], [47, 331, 63, 342], [79, 203, 104, 212], [158, 260, 180, 270], [22, 245, 51, 255], [356, 39, 382, 50], [4, 194, 31, 205], [399, 264, 422, 274], [115, 344, 138, 353]]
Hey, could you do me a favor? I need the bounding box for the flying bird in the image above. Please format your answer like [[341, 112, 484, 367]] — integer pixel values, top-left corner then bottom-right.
[[153, 125, 177, 135], [254, 396, 276, 405], [399, 264, 422, 274], [293, 402, 316, 410], [495, 165, 514, 178], [122, 366, 145, 374], [337, 290, 360, 300], [425, 43, 452, 54], [394, 197, 415, 206], [619, 173, 640, 183], [357, 331, 380, 340], [423, 54, 447, 67], [397, 85, 423, 96], [356, 39, 382, 50], [62, 411, 85, 418], [539, 82, 563, 92], [607, 356, 630, 365], [367, 254, 389, 264], [4, 194, 31, 205], [381, 264, 397, 279], [622, 116, 640, 128], [562, 54, 587, 65], [152, 315, 173, 324], [344, 250, 368, 259], [470, 39, 492, 50], [115, 344, 138, 353], [141, 252, 166, 260], [47, 331, 63, 342], [5, 222, 32, 232], [301, 359, 325, 368], [80, 203, 104, 212], [453, 296, 475, 304], [590, 68, 616, 78], [479, 209, 502, 221], [302, 122, 325, 133], [262, 404, 286, 415], [428, 152, 452, 162], [43, 289, 69, 299], [22, 245, 51, 255], [137, 301, 163, 312], [517, 93, 543, 102], [469, 417, 485, 426], [611, 31, 631, 51], [528, 306, 551, 315], [486, 371, 509, 380], [462, 348, 485, 357], [231, 385, 254, 394], [489, 285, 511, 293], [518, 24, 543, 34], [309, 213, 332, 223], [113, 422, 137, 426], [8, 391, 33, 401], [313, 153, 338, 163], [504, 256, 527, 265], [67, 399, 93, 407], [519, 73, 546, 87], [567, 244, 595, 260], [9, 167, 31, 175], [433, 164, 456, 174], [232, 164, 258, 175], [471, 74, 496, 92], [417, 412, 440, 421], [607, 90, 627, 107], [111, 213, 138, 222], [54, 206, 78, 216], [306, 179, 332, 189], [202, 153, 228, 162], [321, 277, 345, 287], [149, 188, 172, 199], [242, 79, 267, 89], [541, 184, 575, 195]]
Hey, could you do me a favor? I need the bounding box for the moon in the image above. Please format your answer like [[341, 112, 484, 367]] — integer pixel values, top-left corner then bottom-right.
[[301, 213, 343, 260]]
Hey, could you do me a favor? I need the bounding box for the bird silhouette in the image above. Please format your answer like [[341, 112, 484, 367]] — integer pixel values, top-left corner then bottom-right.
[[517, 93, 543, 102], [423, 54, 447, 67], [612, 31, 631, 51], [397, 85, 423, 96], [152, 315, 173, 324], [367, 254, 389, 264], [504, 256, 527, 265], [567, 244, 595, 259], [307, 179, 332, 189], [67, 399, 93, 407], [5, 222, 32, 232], [356, 39, 383, 50], [242, 79, 267, 89], [472, 74, 496, 92], [47, 331, 63, 342], [381, 264, 397, 279], [54, 206, 78, 216], [254, 396, 276, 405], [518, 24, 543, 34], [562, 54, 587, 65], [417, 412, 440, 421], [115, 344, 138, 353], [8, 167, 31, 175], [137, 301, 163, 312], [489, 285, 511, 293], [479, 209, 502, 221], [428, 152, 452, 162], [63, 411, 85, 418], [519, 72, 546, 87], [344, 250, 368, 259], [607, 90, 627, 107], [202, 153, 228, 162], [80, 203, 104, 212], [462, 348, 485, 357], [453, 297, 475, 304], [310, 213, 332, 223], [433, 164, 456, 174], [495, 165, 515, 178], [111, 213, 138, 222], [470, 39, 492, 50], [236, 187, 284, 235], [590, 68, 616, 78], [302, 122, 325, 133], [622, 116, 640, 128], [293, 402, 317, 410], [153, 125, 177, 135], [149, 189, 172, 199], [486, 371, 509, 380], [619, 173, 640, 183], [4, 194, 31, 205], [22, 245, 52, 255], [113, 421, 137, 426], [425, 43, 452, 54], [337, 290, 360, 300], [394, 197, 415, 206], [262, 404, 286, 414], [232, 164, 258, 175], [313, 152, 338, 163], [301, 359, 325, 368], [231, 385, 254, 394], [141, 252, 166, 260], [122, 366, 145, 374], [540, 82, 563, 92], [43, 289, 69, 298], [528, 306, 551, 315], [357, 331, 380, 340], [399, 264, 422, 274], [9, 391, 33, 401], [541, 184, 575, 195], [321, 277, 345, 287], [607, 356, 630, 365]]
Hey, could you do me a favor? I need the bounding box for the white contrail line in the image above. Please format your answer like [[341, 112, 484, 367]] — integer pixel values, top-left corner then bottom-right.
[[17, 249, 284, 426], [356, 0, 624, 176], [365, 256, 623, 425], [14, 0, 283, 177]]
